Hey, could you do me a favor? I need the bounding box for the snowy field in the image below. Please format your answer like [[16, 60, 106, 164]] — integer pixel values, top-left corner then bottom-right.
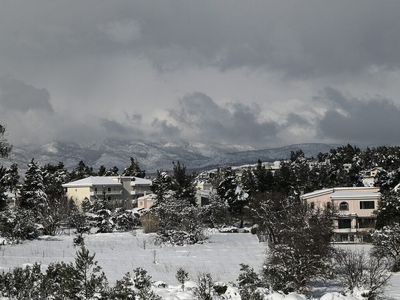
[[0, 231, 399, 299]]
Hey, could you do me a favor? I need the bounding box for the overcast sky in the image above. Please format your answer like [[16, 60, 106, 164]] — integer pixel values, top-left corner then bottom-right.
[[1, 1, 400, 149]]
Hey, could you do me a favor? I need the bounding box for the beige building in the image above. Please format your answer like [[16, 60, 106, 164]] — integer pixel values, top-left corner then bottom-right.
[[301, 187, 380, 243], [137, 193, 157, 209], [63, 176, 152, 208]]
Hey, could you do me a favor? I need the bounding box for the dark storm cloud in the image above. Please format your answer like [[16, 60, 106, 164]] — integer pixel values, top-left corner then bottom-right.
[[170, 92, 279, 146], [2, 1, 400, 79], [0, 78, 53, 113], [315, 87, 400, 145]]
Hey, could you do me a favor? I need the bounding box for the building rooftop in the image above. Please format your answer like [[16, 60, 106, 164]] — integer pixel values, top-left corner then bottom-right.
[[62, 176, 122, 188]]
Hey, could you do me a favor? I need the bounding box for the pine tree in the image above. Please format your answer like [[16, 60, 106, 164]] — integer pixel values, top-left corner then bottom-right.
[[151, 170, 172, 202], [109, 272, 135, 299], [122, 157, 146, 178], [69, 160, 93, 181], [375, 190, 400, 229], [1, 163, 20, 200], [254, 159, 269, 194], [176, 267, 189, 291], [97, 165, 107, 176], [237, 264, 263, 300], [217, 167, 247, 226], [63, 246, 109, 299], [172, 161, 196, 205], [0, 124, 12, 158], [19, 159, 49, 226], [132, 267, 161, 300], [105, 166, 119, 176]]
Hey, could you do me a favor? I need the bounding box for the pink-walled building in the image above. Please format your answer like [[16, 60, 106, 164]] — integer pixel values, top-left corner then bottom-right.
[[301, 187, 380, 243]]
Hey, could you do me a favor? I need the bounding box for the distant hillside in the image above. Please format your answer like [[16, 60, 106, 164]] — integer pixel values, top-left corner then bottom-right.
[[0, 140, 341, 174]]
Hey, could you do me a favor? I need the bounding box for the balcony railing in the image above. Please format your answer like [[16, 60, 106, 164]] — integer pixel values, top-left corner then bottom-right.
[[90, 190, 123, 196], [334, 228, 357, 233]]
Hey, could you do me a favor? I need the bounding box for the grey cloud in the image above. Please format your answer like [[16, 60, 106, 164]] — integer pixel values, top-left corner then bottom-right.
[[151, 118, 181, 138], [316, 87, 400, 145], [0, 78, 53, 113], [2, 2, 400, 79], [98, 19, 141, 44], [100, 118, 133, 136], [284, 113, 311, 128], [170, 92, 279, 146]]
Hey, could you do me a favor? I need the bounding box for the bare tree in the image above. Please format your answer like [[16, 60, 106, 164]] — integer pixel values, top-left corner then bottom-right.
[[334, 248, 392, 299]]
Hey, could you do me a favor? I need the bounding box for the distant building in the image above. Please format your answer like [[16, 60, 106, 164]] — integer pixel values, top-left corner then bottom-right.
[[63, 176, 152, 208], [301, 187, 380, 243], [137, 193, 157, 210]]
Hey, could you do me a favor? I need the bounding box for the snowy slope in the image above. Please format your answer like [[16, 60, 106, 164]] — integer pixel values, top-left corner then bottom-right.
[[1, 140, 340, 174]]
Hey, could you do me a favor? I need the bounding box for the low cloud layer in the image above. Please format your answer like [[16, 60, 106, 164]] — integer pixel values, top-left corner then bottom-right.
[[1, 2, 400, 149], [169, 92, 279, 146], [316, 87, 400, 145], [0, 78, 53, 113]]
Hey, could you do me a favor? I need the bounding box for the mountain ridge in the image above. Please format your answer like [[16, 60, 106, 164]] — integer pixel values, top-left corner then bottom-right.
[[1, 140, 341, 174]]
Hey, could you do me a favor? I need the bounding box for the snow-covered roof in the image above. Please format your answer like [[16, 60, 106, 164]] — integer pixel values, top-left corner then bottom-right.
[[301, 187, 379, 200], [62, 176, 122, 188], [137, 193, 156, 200], [330, 190, 380, 200], [130, 177, 152, 185], [301, 188, 334, 200]]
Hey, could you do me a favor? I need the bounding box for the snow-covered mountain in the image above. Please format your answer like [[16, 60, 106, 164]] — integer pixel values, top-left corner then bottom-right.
[[1, 139, 340, 174]]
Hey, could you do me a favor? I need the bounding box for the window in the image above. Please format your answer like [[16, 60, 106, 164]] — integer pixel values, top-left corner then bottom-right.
[[108, 187, 111, 192], [360, 201, 375, 209], [95, 188, 97, 192], [107, 197, 111, 200], [339, 202, 349, 211], [358, 218, 376, 228], [338, 219, 351, 229], [310, 202, 315, 209]]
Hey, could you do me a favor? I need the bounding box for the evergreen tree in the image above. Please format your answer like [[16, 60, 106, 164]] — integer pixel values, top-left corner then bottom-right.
[[0, 124, 12, 158], [151, 170, 172, 202], [176, 267, 189, 291], [1, 163, 20, 200], [217, 167, 247, 226], [373, 223, 400, 272], [375, 190, 400, 229], [241, 167, 256, 198], [122, 157, 146, 178], [254, 159, 271, 194], [69, 160, 93, 181], [19, 159, 49, 224], [237, 264, 263, 300], [171, 161, 196, 205], [63, 246, 109, 299], [0, 184, 8, 211], [97, 165, 107, 176], [132, 267, 161, 300], [109, 272, 135, 299], [105, 166, 119, 176]]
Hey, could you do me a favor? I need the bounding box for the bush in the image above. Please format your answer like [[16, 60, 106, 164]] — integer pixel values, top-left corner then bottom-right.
[[194, 273, 214, 300], [175, 267, 189, 291], [334, 248, 392, 299]]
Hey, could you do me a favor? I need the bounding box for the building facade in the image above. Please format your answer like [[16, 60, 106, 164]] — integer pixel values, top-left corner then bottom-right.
[[63, 176, 152, 208], [301, 187, 380, 243]]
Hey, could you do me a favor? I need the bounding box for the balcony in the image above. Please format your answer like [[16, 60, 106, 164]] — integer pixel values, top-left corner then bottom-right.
[[90, 190, 123, 196], [334, 228, 357, 233]]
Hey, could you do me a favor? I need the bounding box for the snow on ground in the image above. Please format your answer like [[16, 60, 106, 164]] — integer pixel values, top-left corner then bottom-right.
[[0, 231, 399, 299]]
